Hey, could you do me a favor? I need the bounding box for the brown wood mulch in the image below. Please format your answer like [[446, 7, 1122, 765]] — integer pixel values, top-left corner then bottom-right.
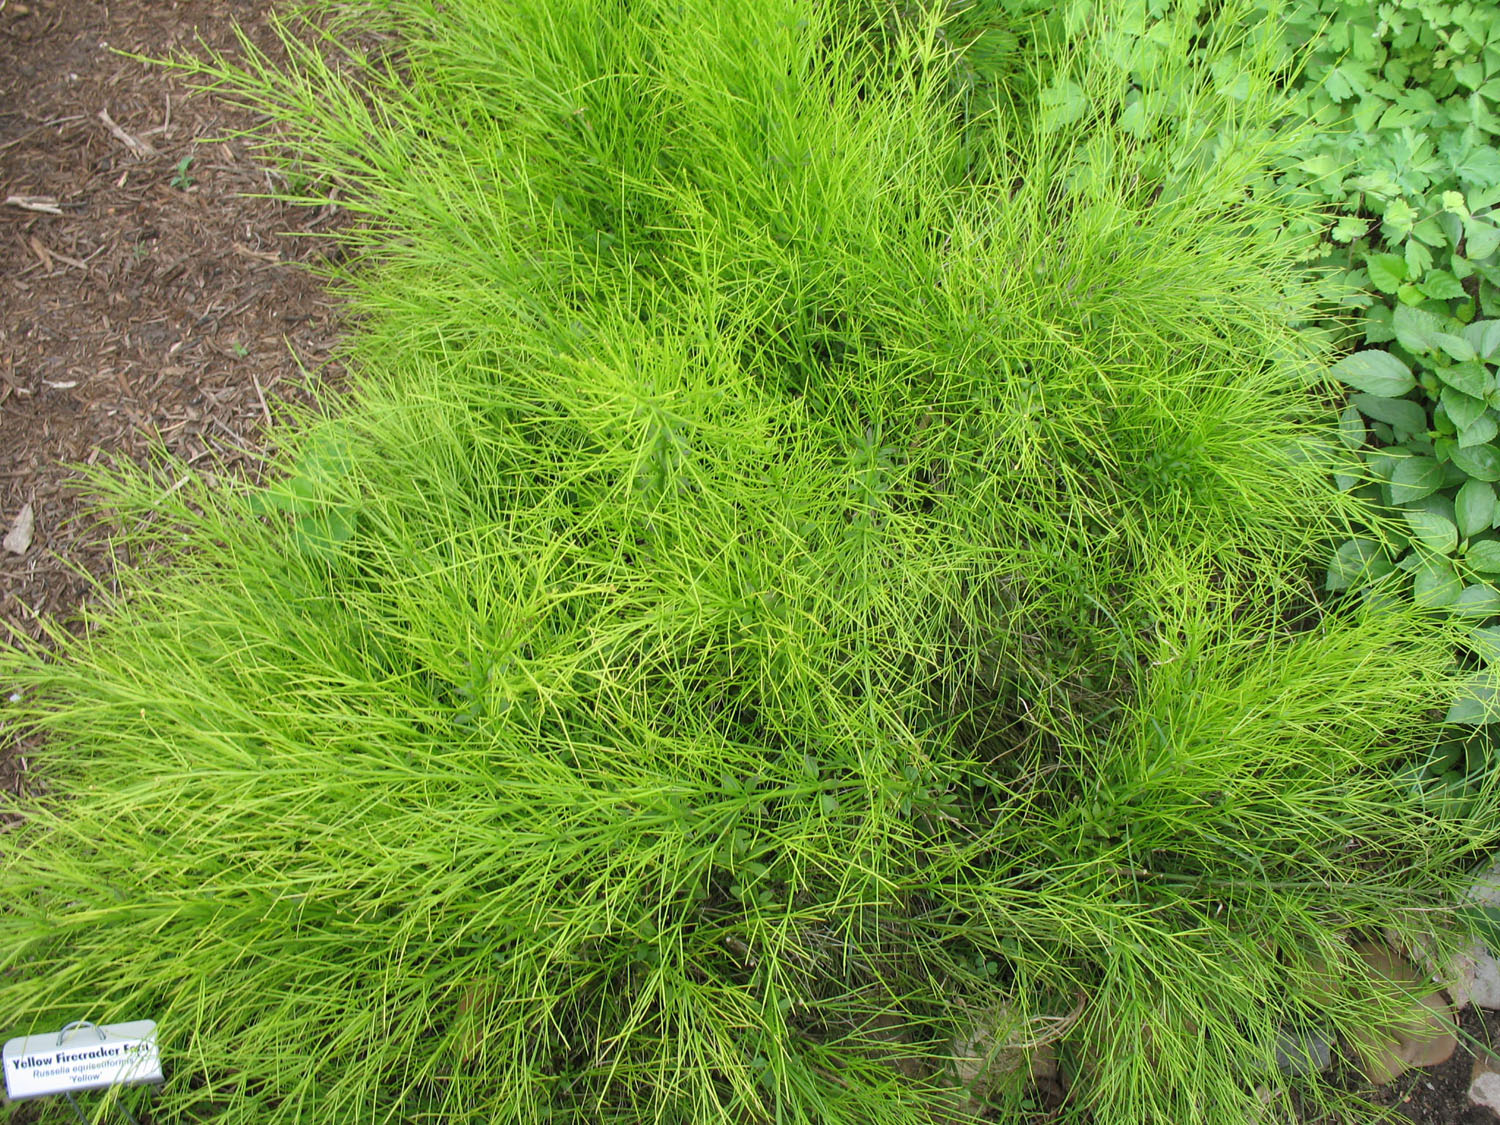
[[1, 0, 345, 648], [1, 0, 347, 814]]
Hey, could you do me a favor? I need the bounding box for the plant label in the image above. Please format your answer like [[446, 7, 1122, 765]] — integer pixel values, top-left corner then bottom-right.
[[3, 1020, 161, 1101]]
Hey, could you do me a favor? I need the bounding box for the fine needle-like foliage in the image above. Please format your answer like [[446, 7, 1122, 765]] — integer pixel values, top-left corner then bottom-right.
[[2, 2, 1497, 1123]]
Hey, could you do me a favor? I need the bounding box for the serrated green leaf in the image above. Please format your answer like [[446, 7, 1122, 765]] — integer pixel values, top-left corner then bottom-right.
[[1443, 387, 1488, 430], [1325, 538, 1391, 591], [1458, 479, 1498, 537], [1322, 66, 1354, 102], [1389, 456, 1446, 503], [1331, 350, 1416, 396], [1338, 404, 1366, 449], [1452, 443, 1500, 481], [1352, 392, 1428, 433], [1421, 270, 1469, 300], [1441, 210, 1467, 250], [1471, 626, 1500, 662], [1039, 79, 1087, 131], [1416, 492, 1459, 526], [1455, 62, 1485, 92], [1462, 414, 1500, 448], [1434, 332, 1480, 362], [1384, 197, 1418, 239], [1468, 540, 1500, 573], [1406, 239, 1435, 279], [1393, 303, 1444, 353], [1464, 319, 1500, 358], [1332, 215, 1370, 243], [1454, 584, 1500, 618], [1367, 253, 1409, 293], [1439, 360, 1493, 399], [1406, 508, 1459, 554], [1413, 554, 1464, 607], [1364, 305, 1396, 344], [1459, 146, 1500, 186], [1467, 219, 1500, 261], [1412, 216, 1449, 248], [1447, 667, 1500, 724]]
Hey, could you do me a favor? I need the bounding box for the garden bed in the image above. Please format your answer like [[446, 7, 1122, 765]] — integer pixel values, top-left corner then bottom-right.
[[4, 2, 1500, 1122]]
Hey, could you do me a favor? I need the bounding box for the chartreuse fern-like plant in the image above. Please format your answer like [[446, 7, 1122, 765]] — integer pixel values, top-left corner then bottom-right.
[[2, 2, 1497, 1123]]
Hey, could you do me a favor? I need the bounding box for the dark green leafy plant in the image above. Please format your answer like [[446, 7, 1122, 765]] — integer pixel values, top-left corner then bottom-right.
[[1248, 0, 1500, 718]]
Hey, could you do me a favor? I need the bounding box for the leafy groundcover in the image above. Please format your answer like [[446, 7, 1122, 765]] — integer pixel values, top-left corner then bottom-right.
[[3, 2, 1500, 1122]]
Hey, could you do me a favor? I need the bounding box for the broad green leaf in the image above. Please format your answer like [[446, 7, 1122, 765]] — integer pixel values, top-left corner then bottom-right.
[[1331, 351, 1416, 396], [1447, 667, 1500, 724], [1298, 151, 1342, 180], [1451, 442, 1500, 481], [1434, 333, 1480, 363], [1338, 404, 1366, 449], [293, 506, 360, 558], [1364, 304, 1397, 344], [1438, 360, 1493, 399], [1040, 79, 1087, 131], [1444, 190, 1471, 218], [1458, 146, 1500, 185], [1384, 197, 1417, 239], [1367, 253, 1409, 293], [1461, 414, 1500, 448], [1325, 538, 1390, 591], [1467, 541, 1500, 574], [1406, 508, 1459, 554], [1464, 319, 1500, 358], [1414, 493, 1458, 527], [1352, 392, 1427, 433], [1331, 215, 1369, 243], [1366, 449, 1402, 481], [1443, 212, 1468, 249], [1322, 65, 1354, 102], [1458, 479, 1497, 538], [1412, 217, 1449, 248], [1421, 270, 1469, 301], [1389, 456, 1445, 503], [1467, 219, 1500, 261], [1454, 62, 1485, 92], [1471, 626, 1500, 662], [1443, 387, 1488, 430], [1413, 555, 1464, 608], [250, 473, 319, 516], [1393, 303, 1443, 353], [1454, 584, 1500, 618], [1406, 239, 1434, 279]]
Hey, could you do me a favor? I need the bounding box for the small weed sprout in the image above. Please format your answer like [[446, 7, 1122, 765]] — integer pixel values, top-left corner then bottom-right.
[[170, 155, 194, 190]]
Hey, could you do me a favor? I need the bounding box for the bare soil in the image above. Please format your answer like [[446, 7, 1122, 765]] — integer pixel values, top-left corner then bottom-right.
[[1, 0, 343, 650]]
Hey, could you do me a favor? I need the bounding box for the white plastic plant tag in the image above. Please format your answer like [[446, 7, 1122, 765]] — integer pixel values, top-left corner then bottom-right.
[[3, 1020, 161, 1101]]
